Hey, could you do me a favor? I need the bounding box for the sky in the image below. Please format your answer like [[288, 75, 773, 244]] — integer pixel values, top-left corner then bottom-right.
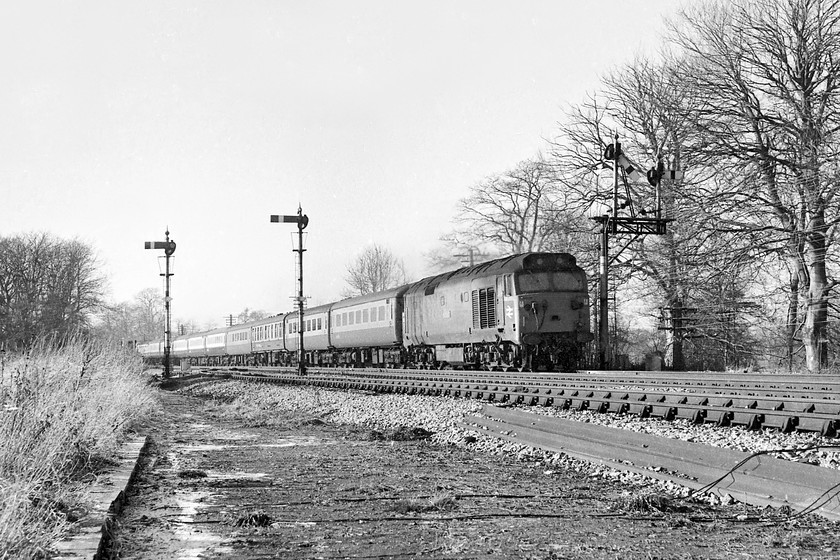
[[0, 0, 683, 329]]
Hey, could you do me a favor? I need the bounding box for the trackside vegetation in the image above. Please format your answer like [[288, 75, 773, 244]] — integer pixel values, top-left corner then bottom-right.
[[0, 338, 157, 560]]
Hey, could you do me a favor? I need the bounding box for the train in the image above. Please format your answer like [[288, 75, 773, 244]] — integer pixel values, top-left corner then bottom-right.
[[136, 252, 593, 371]]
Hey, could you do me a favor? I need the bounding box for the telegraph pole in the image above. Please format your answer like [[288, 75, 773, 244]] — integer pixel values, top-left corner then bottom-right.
[[271, 207, 309, 375], [144, 229, 176, 378], [454, 247, 488, 267]]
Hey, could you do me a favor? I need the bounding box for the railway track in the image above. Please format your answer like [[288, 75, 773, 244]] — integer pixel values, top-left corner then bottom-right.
[[204, 366, 840, 436]]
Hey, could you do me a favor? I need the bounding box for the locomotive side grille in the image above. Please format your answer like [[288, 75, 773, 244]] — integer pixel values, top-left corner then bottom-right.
[[486, 288, 496, 327], [472, 287, 496, 329], [472, 290, 480, 328]]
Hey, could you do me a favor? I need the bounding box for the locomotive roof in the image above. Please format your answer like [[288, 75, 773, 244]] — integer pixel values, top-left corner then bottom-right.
[[407, 252, 580, 293]]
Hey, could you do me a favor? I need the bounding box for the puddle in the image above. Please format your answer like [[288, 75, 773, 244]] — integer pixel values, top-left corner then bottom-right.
[[255, 436, 323, 448], [207, 471, 268, 480], [182, 444, 227, 452], [180, 436, 325, 452], [172, 491, 233, 559]]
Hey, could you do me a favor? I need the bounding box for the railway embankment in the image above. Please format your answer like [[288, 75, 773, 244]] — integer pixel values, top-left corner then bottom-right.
[[109, 378, 838, 558], [0, 341, 156, 560]]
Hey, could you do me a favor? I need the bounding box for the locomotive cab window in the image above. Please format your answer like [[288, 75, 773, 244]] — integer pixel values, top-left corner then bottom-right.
[[517, 271, 583, 293]]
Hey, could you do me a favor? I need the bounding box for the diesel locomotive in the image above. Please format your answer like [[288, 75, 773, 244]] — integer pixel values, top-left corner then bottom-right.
[[137, 252, 593, 371]]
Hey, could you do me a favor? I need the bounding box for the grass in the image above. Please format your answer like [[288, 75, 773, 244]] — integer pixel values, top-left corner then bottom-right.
[[0, 338, 157, 560]]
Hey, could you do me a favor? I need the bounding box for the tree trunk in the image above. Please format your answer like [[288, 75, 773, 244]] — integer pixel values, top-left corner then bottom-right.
[[786, 262, 800, 372], [804, 210, 829, 372], [671, 297, 685, 371]]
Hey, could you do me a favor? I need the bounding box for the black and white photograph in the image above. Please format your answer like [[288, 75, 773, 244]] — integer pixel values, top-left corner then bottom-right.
[[2, 1, 840, 558]]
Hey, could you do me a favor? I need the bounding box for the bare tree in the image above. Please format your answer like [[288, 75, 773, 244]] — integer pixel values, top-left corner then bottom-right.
[[549, 53, 767, 371], [669, 0, 840, 372], [451, 157, 584, 255], [93, 287, 163, 345], [132, 287, 165, 341], [0, 232, 106, 348], [236, 308, 270, 324], [343, 245, 407, 297]]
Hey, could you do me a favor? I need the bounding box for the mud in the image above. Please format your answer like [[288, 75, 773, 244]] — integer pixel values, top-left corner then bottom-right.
[[110, 387, 839, 559]]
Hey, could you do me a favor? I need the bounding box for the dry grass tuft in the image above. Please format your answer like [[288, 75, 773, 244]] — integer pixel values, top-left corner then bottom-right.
[[234, 510, 273, 527], [0, 338, 157, 559], [616, 490, 683, 513], [391, 493, 458, 514]]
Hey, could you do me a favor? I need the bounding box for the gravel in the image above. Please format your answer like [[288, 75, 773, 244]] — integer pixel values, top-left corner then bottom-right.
[[180, 379, 840, 505]]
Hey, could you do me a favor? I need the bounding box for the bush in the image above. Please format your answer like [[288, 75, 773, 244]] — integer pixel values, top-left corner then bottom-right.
[[0, 338, 157, 559]]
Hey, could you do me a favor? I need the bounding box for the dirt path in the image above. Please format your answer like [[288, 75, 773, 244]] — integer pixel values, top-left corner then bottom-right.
[[110, 387, 838, 559]]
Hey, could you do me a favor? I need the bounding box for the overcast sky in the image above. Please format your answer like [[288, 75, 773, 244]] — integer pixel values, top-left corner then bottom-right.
[[0, 0, 683, 329]]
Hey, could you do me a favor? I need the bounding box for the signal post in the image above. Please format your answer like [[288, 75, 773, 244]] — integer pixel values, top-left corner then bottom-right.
[[593, 135, 679, 369], [271, 207, 309, 375], [144, 230, 177, 378]]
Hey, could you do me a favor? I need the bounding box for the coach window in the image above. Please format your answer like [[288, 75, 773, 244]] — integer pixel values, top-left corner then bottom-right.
[[378, 306, 385, 321], [363, 309, 369, 323], [317, 318, 322, 330], [356, 310, 362, 323]]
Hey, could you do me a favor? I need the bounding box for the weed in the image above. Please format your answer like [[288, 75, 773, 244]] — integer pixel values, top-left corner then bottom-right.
[[0, 338, 156, 559]]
